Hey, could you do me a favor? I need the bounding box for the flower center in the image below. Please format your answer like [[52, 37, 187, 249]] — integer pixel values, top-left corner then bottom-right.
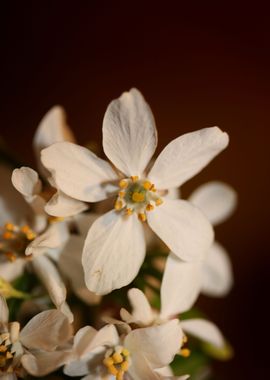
[[114, 176, 163, 222], [0, 222, 36, 262], [103, 346, 131, 380], [0, 333, 15, 373]]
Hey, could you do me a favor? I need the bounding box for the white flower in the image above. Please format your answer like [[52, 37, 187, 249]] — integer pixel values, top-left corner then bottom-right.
[[0, 296, 72, 379], [64, 319, 186, 380], [41, 88, 229, 295], [119, 253, 225, 352], [0, 164, 72, 321]]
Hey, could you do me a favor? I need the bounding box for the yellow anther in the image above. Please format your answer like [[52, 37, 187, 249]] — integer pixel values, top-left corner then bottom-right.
[[121, 360, 129, 371], [4, 252, 16, 262], [118, 191, 125, 198], [155, 198, 163, 206], [3, 231, 14, 240], [138, 213, 147, 222], [25, 232, 36, 241], [21, 225, 31, 234], [114, 200, 123, 210], [132, 192, 145, 203], [122, 348, 130, 356], [4, 223, 15, 231], [182, 335, 188, 344], [180, 348, 191, 358], [143, 180, 152, 190], [119, 179, 128, 189], [103, 357, 114, 367], [125, 208, 133, 216], [146, 203, 154, 211], [108, 364, 118, 376], [6, 351, 13, 359], [113, 352, 123, 364], [131, 176, 139, 182]]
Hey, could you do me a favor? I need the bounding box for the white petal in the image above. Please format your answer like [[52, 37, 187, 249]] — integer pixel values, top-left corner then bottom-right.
[[181, 318, 225, 348], [82, 211, 146, 294], [21, 350, 72, 376], [33, 106, 75, 177], [148, 127, 229, 189], [0, 374, 17, 380], [201, 242, 233, 297], [0, 296, 9, 323], [26, 222, 69, 257], [189, 181, 237, 226], [0, 259, 25, 282], [32, 255, 73, 321], [148, 199, 214, 262], [121, 288, 154, 325], [45, 190, 88, 217], [41, 142, 118, 202], [160, 253, 201, 319], [125, 319, 182, 369], [128, 352, 161, 380], [20, 309, 72, 350], [59, 234, 101, 305], [11, 167, 42, 197], [103, 88, 157, 176]]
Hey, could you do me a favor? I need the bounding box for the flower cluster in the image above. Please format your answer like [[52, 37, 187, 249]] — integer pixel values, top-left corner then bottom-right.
[[0, 89, 236, 379]]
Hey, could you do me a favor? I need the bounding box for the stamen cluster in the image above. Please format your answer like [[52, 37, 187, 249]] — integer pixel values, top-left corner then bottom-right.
[[103, 346, 130, 380]]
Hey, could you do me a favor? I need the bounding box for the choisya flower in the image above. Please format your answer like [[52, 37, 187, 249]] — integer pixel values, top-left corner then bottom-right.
[[118, 253, 226, 356], [0, 296, 72, 379], [41, 88, 229, 295], [63, 319, 188, 380]]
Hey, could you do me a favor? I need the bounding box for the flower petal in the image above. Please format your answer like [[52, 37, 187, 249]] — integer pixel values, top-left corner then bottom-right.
[[125, 319, 182, 369], [31, 255, 73, 322], [181, 319, 225, 348], [0, 258, 25, 282], [189, 181, 237, 226], [21, 350, 72, 377], [201, 241, 233, 297], [45, 190, 88, 217], [103, 88, 157, 176], [0, 296, 9, 323], [11, 167, 42, 197], [41, 142, 118, 202], [82, 210, 146, 294], [20, 309, 72, 350], [33, 106, 75, 177], [147, 199, 214, 262], [160, 253, 201, 319], [120, 288, 154, 325], [148, 127, 229, 189]]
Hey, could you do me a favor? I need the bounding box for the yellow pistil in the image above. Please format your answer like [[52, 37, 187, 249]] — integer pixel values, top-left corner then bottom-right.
[[146, 203, 154, 211], [131, 192, 145, 203], [180, 348, 191, 358], [114, 200, 123, 210], [119, 179, 128, 189], [155, 198, 163, 206], [138, 213, 147, 222]]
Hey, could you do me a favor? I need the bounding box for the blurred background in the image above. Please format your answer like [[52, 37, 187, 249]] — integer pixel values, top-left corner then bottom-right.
[[1, 1, 269, 378]]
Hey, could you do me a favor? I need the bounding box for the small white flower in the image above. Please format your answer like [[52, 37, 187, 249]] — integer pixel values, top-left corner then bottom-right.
[[41, 88, 229, 294], [64, 319, 185, 380], [0, 296, 72, 379]]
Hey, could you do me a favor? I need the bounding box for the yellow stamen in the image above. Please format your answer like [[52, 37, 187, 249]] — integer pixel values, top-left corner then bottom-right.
[[131, 175, 139, 182], [125, 208, 133, 216], [118, 191, 125, 198], [155, 198, 163, 206], [113, 352, 123, 364], [108, 364, 118, 376], [138, 213, 147, 222], [116, 370, 124, 380], [182, 335, 188, 344], [180, 348, 191, 358], [121, 360, 129, 371], [119, 179, 128, 189], [114, 200, 123, 210], [146, 203, 154, 211], [132, 192, 145, 203], [20, 225, 30, 234], [4, 223, 15, 231], [3, 231, 14, 240], [103, 357, 114, 367], [143, 180, 152, 190]]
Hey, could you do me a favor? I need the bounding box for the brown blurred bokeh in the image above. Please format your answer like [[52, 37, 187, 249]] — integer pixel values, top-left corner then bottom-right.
[[1, 2, 270, 378]]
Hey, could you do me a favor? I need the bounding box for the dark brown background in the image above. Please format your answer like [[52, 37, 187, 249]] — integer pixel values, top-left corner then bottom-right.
[[1, 1, 269, 378]]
